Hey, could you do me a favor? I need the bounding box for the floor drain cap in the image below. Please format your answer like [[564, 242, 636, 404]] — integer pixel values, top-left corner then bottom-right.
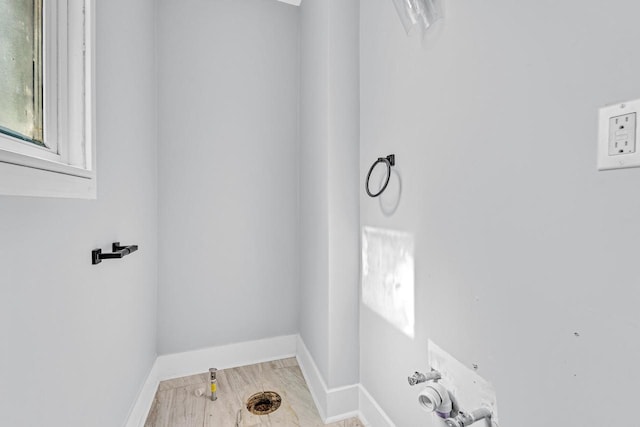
[[246, 391, 282, 415]]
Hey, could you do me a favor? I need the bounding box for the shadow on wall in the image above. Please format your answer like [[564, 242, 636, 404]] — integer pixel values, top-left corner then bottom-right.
[[379, 168, 402, 216]]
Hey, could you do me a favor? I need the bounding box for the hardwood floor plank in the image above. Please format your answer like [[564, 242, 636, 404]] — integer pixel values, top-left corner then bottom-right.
[[263, 366, 323, 427], [144, 358, 364, 427], [168, 384, 207, 427], [343, 418, 364, 427]]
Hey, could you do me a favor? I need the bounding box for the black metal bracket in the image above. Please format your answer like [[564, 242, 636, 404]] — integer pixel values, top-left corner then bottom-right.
[[92, 242, 139, 265]]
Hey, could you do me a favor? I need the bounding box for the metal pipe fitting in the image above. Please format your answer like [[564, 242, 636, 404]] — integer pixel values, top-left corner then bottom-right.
[[407, 369, 441, 386], [418, 382, 453, 418], [444, 408, 492, 427], [209, 368, 218, 401]]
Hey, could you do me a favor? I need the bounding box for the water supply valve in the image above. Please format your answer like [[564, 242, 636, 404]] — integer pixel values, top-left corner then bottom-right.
[[407, 369, 441, 386], [444, 408, 493, 427]]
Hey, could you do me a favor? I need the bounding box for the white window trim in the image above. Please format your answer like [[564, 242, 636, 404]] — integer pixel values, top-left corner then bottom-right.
[[0, 0, 96, 199]]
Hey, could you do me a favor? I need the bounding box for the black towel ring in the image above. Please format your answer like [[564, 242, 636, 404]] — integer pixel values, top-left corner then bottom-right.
[[366, 154, 395, 198]]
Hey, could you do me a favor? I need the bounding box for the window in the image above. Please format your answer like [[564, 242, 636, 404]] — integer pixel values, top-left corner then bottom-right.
[[0, 0, 96, 198], [0, 0, 43, 146]]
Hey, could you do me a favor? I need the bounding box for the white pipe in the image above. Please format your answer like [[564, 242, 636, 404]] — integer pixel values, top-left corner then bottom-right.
[[418, 382, 452, 418]]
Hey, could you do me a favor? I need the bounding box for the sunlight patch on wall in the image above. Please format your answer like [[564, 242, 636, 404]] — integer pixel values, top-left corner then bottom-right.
[[362, 227, 415, 338]]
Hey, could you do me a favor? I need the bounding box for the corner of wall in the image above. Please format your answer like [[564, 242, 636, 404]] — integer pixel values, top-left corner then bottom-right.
[[296, 335, 360, 423], [358, 384, 396, 427]]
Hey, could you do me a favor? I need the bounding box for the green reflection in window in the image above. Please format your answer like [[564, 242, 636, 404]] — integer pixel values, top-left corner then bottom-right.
[[0, 0, 44, 146]]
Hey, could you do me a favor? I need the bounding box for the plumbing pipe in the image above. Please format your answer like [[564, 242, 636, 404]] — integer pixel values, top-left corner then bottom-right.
[[418, 382, 452, 418], [444, 408, 493, 427], [209, 368, 217, 401], [408, 370, 441, 386]]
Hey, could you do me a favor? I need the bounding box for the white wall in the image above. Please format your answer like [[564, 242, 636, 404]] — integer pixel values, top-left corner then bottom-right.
[[300, 0, 360, 390], [299, 0, 331, 385], [0, 0, 158, 425], [360, 0, 640, 426], [326, 0, 360, 388], [157, 0, 300, 354]]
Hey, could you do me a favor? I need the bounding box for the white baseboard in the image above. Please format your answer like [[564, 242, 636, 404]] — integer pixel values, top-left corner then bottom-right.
[[123, 360, 161, 427], [123, 334, 298, 427], [358, 385, 396, 427], [295, 336, 360, 423], [155, 334, 297, 381], [277, 0, 302, 6], [123, 334, 394, 427]]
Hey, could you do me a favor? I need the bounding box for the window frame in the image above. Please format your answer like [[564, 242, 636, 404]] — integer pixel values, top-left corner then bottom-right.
[[0, 0, 96, 199]]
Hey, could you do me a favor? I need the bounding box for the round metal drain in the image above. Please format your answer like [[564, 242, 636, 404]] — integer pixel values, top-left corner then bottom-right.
[[246, 391, 282, 416]]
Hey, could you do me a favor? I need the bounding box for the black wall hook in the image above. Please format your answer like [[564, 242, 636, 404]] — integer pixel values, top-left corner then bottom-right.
[[366, 154, 395, 197], [92, 242, 139, 265]]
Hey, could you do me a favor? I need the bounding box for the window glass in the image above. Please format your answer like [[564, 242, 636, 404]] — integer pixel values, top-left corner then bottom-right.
[[0, 0, 43, 146]]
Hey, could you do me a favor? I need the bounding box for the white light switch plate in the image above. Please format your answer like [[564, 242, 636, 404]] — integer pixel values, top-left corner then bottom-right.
[[599, 99, 640, 170]]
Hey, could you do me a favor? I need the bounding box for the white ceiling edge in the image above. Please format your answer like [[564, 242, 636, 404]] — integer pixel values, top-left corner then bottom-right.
[[277, 0, 302, 6]]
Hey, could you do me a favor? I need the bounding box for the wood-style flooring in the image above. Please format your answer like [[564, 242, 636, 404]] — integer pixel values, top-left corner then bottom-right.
[[144, 358, 365, 427]]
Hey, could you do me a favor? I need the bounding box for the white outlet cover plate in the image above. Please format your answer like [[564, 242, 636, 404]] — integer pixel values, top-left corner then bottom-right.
[[427, 340, 498, 423], [598, 99, 640, 170]]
